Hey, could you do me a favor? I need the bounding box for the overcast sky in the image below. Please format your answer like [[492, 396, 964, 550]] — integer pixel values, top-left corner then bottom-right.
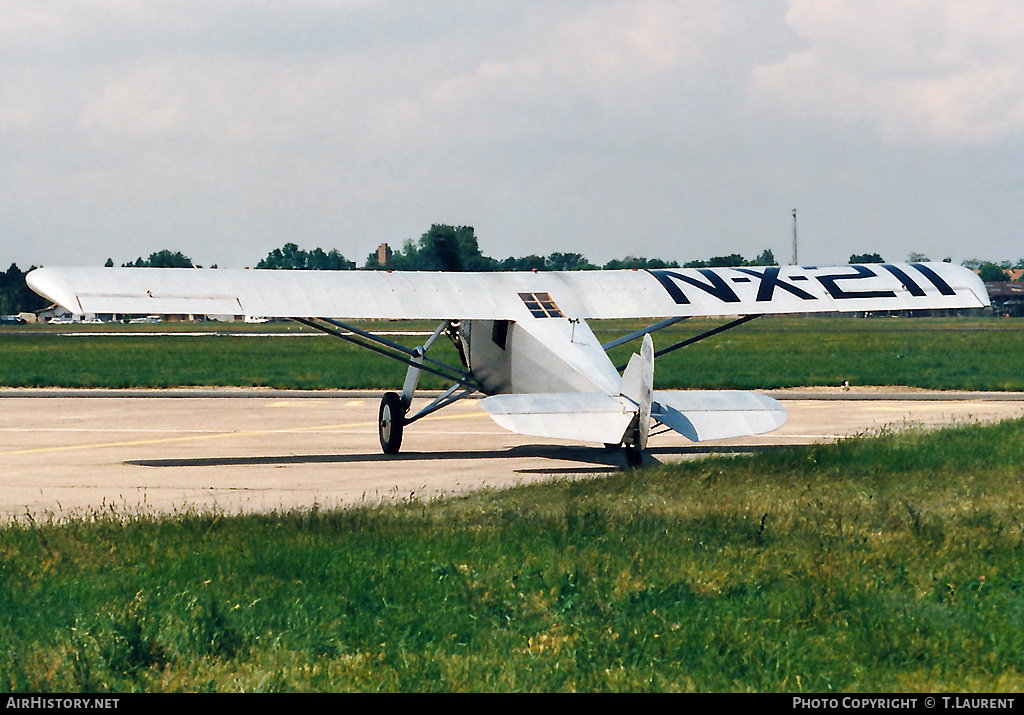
[[3, 0, 1023, 269]]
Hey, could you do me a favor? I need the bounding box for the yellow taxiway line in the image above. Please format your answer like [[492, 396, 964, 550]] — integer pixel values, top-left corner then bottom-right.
[[0, 411, 481, 457]]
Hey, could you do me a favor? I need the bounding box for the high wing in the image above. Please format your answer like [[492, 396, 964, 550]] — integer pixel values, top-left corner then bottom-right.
[[26, 263, 990, 465], [27, 262, 988, 322]]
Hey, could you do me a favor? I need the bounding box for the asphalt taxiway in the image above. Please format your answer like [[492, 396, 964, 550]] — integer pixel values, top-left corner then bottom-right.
[[2, 388, 1023, 520]]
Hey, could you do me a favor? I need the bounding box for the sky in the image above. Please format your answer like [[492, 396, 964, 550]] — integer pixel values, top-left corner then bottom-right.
[[2, 0, 1023, 270]]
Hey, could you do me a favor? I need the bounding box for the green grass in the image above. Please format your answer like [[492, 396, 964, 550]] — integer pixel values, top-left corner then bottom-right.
[[2, 315, 1022, 691], [605, 315, 1024, 391], [0, 326, 457, 390], [3, 315, 1024, 391], [3, 418, 1024, 692]]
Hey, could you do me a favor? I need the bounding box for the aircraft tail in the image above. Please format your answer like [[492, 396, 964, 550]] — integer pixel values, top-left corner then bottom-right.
[[480, 334, 657, 447], [618, 334, 654, 449], [651, 390, 787, 441], [481, 332, 787, 447], [479, 392, 635, 445]]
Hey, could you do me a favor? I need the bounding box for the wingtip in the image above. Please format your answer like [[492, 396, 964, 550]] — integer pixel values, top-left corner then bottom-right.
[[25, 266, 79, 313]]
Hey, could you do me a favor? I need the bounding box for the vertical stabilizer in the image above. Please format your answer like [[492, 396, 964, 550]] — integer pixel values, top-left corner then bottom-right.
[[619, 334, 654, 449]]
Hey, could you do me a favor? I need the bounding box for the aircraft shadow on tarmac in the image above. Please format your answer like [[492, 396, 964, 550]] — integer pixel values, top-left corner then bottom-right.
[[124, 443, 789, 473]]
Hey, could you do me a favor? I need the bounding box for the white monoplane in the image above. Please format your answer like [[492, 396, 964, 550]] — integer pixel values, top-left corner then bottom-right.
[[28, 263, 988, 464]]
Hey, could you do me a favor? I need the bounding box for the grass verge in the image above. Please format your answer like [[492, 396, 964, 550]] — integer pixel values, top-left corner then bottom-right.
[[3, 316, 1024, 390], [2, 418, 1023, 692]]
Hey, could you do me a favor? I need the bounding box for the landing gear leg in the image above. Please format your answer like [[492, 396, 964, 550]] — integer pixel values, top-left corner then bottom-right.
[[379, 391, 405, 454]]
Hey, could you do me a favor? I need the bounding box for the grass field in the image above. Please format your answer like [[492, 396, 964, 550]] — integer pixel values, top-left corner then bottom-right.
[[2, 315, 1023, 692], [1, 418, 1023, 692], [2, 315, 1023, 391]]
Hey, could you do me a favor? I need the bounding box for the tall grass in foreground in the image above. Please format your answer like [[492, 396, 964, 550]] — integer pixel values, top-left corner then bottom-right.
[[2, 419, 1024, 692]]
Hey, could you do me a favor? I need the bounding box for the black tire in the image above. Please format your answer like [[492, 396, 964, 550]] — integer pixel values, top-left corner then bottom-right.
[[624, 446, 643, 467], [378, 392, 405, 454]]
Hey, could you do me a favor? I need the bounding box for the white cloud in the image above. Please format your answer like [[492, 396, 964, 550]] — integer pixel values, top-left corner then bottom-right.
[[749, 0, 1024, 144], [3, 1, 1022, 270]]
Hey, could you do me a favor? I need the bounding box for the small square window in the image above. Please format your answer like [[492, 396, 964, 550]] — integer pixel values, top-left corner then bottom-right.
[[518, 292, 564, 318]]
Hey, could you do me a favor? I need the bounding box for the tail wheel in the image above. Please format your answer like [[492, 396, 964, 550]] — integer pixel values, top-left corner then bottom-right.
[[624, 445, 643, 467], [379, 392, 405, 454]]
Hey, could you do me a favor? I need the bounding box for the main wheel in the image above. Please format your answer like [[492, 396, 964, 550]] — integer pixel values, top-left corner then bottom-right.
[[378, 392, 405, 454], [624, 445, 643, 467]]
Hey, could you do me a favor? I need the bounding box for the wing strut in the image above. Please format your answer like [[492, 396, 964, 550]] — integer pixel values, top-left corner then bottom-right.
[[399, 323, 477, 424], [614, 315, 759, 372], [601, 316, 688, 351], [404, 384, 476, 425], [292, 317, 481, 391], [293, 317, 483, 455]]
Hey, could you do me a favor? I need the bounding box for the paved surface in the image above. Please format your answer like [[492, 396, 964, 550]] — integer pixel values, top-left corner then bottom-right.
[[2, 389, 1023, 520]]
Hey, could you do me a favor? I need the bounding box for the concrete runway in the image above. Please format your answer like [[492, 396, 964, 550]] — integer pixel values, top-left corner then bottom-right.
[[2, 388, 1024, 520]]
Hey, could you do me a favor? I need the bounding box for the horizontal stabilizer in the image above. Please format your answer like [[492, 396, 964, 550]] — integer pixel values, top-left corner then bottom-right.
[[652, 390, 787, 442], [481, 393, 636, 445]]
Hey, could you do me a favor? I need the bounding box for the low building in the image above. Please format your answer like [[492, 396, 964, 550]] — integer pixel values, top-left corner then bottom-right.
[[984, 282, 1024, 317], [35, 304, 74, 323]]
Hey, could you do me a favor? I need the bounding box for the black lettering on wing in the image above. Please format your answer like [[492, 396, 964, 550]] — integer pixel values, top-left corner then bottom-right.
[[815, 265, 897, 300], [880, 265, 926, 297], [734, 267, 817, 302], [648, 269, 741, 305], [910, 263, 956, 296]]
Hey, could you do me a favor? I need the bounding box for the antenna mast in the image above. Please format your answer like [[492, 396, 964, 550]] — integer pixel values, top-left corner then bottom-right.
[[792, 208, 798, 265]]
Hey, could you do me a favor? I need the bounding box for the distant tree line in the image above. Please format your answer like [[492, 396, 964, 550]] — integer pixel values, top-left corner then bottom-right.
[[848, 253, 886, 264], [362, 224, 782, 273], [0, 264, 48, 315], [852, 252, 1024, 283], [975, 262, 1021, 282], [9, 227, 1022, 319], [958, 257, 1024, 282], [112, 239, 1018, 278], [255, 243, 355, 270], [682, 249, 776, 268], [118, 250, 198, 268]]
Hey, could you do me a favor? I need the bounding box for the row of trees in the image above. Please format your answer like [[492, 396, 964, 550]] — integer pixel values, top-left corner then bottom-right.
[[975, 263, 1022, 282], [114, 250, 197, 268], [102, 232, 777, 276], [6, 226, 1022, 317], [848, 252, 1024, 282], [961, 257, 1024, 282], [255, 244, 355, 271], [362, 224, 779, 272], [241, 233, 1024, 279], [0, 264, 48, 315], [95, 226, 1024, 281]]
